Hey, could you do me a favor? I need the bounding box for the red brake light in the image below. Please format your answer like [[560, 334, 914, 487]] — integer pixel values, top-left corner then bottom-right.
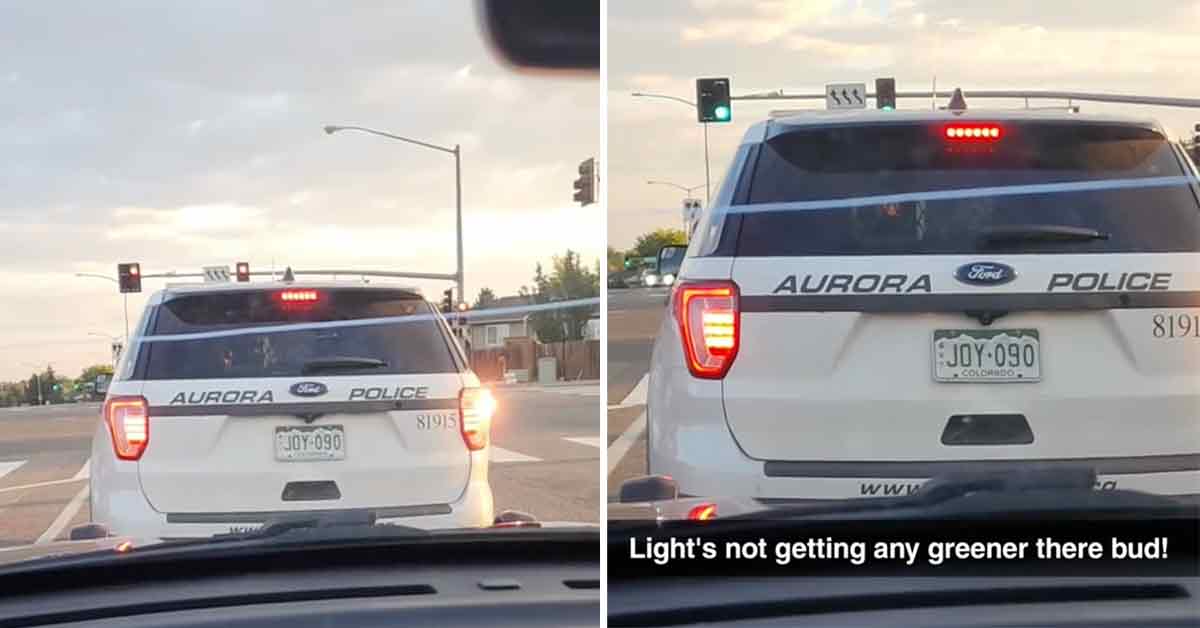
[[944, 125, 1002, 141], [460, 387, 496, 451], [673, 280, 739, 379], [687, 502, 718, 521], [104, 395, 149, 461], [278, 289, 319, 302]]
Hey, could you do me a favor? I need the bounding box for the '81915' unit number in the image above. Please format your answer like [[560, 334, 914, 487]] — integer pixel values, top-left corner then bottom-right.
[[1152, 313, 1200, 338]]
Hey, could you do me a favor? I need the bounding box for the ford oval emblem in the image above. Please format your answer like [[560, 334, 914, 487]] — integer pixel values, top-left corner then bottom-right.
[[955, 262, 1016, 286], [289, 382, 328, 398]]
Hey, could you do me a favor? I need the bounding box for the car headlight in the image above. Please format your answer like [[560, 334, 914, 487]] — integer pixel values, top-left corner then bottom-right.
[[661, 273, 675, 285], [644, 274, 658, 286]]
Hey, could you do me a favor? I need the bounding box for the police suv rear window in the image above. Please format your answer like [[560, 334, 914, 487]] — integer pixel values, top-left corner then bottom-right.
[[735, 121, 1200, 256], [135, 288, 459, 380]]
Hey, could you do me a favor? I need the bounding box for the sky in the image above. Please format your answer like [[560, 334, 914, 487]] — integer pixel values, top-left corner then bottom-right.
[[608, 0, 1200, 248], [0, 1, 600, 381]]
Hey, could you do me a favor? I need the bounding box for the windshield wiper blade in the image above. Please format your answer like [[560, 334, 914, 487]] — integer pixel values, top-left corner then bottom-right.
[[738, 468, 1192, 522], [978, 224, 1110, 245], [301, 356, 388, 374], [209, 509, 428, 543]]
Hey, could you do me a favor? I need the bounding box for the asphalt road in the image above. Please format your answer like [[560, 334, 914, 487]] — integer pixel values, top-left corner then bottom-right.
[[605, 287, 670, 501], [0, 382, 599, 550]]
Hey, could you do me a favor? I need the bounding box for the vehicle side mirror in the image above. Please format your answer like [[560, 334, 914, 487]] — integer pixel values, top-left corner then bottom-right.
[[69, 522, 110, 540], [657, 244, 687, 267], [619, 474, 679, 503], [478, 0, 598, 71]]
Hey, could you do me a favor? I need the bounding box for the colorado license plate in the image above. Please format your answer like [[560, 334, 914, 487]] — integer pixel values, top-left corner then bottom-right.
[[275, 425, 346, 461], [933, 329, 1041, 383]]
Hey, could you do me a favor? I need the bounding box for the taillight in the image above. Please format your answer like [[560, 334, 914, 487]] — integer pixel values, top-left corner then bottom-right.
[[673, 280, 739, 379], [687, 502, 718, 521], [944, 124, 1002, 141], [460, 387, 496, 451], [104, 395, 149, 461]]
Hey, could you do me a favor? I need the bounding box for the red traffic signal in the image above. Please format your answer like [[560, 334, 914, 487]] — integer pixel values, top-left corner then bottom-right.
[[236, 262, 250, 282], [117, 263, 141, 293]]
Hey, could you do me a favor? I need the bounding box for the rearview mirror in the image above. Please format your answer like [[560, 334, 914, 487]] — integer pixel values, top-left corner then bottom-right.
[[478, 0, 599, 72]]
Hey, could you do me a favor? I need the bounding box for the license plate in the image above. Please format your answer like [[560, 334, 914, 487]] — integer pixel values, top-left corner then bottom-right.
[[274, 425, 346, 461], [933, 329, 1041, 383]]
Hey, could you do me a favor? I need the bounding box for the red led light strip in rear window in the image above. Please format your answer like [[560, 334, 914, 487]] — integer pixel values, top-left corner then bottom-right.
[[944, 125, 1003, 140], [278, 290, 319, 302]]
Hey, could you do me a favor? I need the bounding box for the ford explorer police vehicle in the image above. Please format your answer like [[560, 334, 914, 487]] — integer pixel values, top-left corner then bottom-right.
[[91, 276, 495, 538], [647, 107, 1200, 502]]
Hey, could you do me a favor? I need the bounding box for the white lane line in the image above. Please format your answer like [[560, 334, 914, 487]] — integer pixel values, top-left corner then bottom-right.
[[0, 477, 87, 495], [72, 458, 90, 481], [608, 374, 648, 409], [36, 485, 89, 545], [563, 436, 602, 449], [607, 412, 647, 476], [490, 447, 541, 463], [0, 460, 27, 481]]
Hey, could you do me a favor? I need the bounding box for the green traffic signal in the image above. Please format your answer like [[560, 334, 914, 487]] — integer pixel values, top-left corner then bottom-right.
[[714, 105, 730, 121]]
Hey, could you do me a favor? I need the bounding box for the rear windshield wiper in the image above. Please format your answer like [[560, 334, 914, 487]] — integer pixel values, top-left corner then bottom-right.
[[977, 224, 1111, 245], [301, 356, 388, 375]]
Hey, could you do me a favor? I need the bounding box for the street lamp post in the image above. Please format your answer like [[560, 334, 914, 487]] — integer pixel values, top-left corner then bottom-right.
[[631, 92, 711, 205], [89, 332, 124, 369], [19, 361, 44, 406], [74, 273, 128, 341], [647, 180, 707, 234], [323, 125, 465, 306]]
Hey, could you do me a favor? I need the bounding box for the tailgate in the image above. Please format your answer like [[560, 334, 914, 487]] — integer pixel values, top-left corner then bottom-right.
[[137, 374, 469, 513], [724, 254, 1200, 462]]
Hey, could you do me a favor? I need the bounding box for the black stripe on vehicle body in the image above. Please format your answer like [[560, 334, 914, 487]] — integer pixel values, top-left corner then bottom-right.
[[149, 398, 458, 417], [741, 291, 1200, 313], [166, 503, 453, 524], [763, 453, 1200, 478]]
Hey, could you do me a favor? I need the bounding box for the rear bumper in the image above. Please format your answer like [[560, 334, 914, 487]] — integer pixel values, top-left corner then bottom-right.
[[656, 422, 1200, 500], [94, 478, 493, 540]]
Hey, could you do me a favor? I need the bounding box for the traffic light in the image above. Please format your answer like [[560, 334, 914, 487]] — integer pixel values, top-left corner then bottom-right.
[[573, 157, 595, 206], [441, 288, 453, 313], [235, 262, 250, 282], [875, 77, 896, 110], [117, 263, 141, 293], [696, 78, 732, 123]]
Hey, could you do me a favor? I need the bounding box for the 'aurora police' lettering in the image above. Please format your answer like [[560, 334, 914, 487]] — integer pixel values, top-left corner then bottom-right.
[[773, 273, 932, 295], [170, 390, 274, 405], [1047, 272, 1172, 292], [349, 386, 430, 401]]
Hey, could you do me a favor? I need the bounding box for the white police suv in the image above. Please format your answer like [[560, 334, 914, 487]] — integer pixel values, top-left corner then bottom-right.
[[648, 108, 1200, 502], [92, 278, 495, 538]]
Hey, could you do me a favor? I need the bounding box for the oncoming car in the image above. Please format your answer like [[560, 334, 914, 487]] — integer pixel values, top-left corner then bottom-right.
[[91, 277, 495, 538], [647, 108, 1200, 502]]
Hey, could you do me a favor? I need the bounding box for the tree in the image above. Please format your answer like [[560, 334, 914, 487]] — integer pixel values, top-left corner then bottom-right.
[[629, 228, 687, 258], [528, 250, 600, 343], [607, 246, 625, 273], [78, 364, 114, 385], [474, 287, 497, 309]]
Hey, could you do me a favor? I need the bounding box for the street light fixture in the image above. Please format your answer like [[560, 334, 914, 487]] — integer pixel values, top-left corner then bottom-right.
[[74, 273, 129, 341], [646, 180, 706, 195], [18, 360, 45, 406], [632, 92, 711, 205], [88, 332, 124, 369], [323, 124, 465, 303]]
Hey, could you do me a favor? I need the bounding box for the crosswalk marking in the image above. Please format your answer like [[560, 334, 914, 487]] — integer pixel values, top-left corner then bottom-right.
[[72, 458, 90, 481], [608, 374, 647, 409], [490, 447, 542, 463], [563, 436, 602, 449], [0, 461, 26, 482]]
